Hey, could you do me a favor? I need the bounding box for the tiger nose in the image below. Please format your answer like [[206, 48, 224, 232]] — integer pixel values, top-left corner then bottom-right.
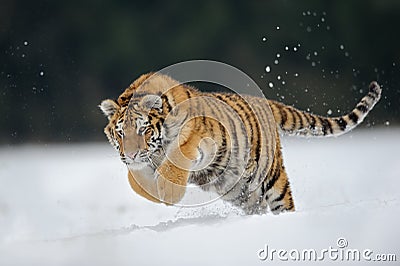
[[126, 151, 138, 159]]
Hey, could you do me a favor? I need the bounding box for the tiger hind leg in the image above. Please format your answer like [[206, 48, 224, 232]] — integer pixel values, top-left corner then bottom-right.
[[264, 164, 295, 214]]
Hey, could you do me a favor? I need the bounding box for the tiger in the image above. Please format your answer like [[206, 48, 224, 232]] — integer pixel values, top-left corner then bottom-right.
[[99, 72, 381, 215]]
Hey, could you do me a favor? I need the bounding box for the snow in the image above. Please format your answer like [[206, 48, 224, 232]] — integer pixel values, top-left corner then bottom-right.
[[0, 128, 399, 265]]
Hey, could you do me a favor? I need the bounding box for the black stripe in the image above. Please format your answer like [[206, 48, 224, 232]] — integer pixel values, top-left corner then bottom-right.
[[303, 113, 312, 133], [295, 110, 304, 130], [248, 104, 269, 181], [287, 196, 294, 210], [207, 119, 215, 139], [155, 118, 162, 133], [207, 97, 238, 143], [207, 98, 227, 126], [219, 122, 227, 147], [202, 113, 207, 127], [356, 104, 368, 113], [208, 96, 223, 116], [251, 103, 271, 179], [271, 204, 283, 212], [210, 122, 230, 172], [288, 109, 297, 130], [272, 181, 289, 203], [238, 97, 262, 169], [194, 171, 209, 186], [210, 144, 228, 166], [161, 94, 172, 113], [321, 119, 327, 135], [265, 164, 280, 191], [280, 108, 288, 129], [348, 112, 359, 124], [193, 109, 204, 132], [265, 192, 269, 201], [321, 118, 333, 135], [224, 113, 239, 151], [185, 89, 192, 99], [205, 101, 222, 139], [210, 121, 232, 178], [314, 116, 322, 133], [119, 96, 130, 106], [194, 96, 201, 116], [220, 94, 260, 164], [261, 182, 266, 196], [308, 114, 316, 131], [335, 117, 347, 131]]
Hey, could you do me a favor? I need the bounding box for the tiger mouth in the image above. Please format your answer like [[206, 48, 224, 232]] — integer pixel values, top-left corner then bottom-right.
[[122, 151, 150, 165]]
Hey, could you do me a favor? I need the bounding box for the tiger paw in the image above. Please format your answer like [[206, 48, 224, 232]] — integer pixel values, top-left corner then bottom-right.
[[156, 176, 186, 205]]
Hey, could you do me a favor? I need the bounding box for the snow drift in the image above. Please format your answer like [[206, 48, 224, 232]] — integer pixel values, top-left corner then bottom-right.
[[0, 128, 399, 265]]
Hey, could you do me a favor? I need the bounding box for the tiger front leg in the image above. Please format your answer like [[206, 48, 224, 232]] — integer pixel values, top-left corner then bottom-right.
[[155, 136, 199, 205], [127, 170, 162, 203], [156, 160, 189, 205], [265, 165, 295, 214]]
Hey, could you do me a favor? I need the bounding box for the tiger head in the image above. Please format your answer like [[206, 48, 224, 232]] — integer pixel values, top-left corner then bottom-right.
[[99, 74, 168, 170]]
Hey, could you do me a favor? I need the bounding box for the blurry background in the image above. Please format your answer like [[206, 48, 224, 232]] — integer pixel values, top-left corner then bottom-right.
[[1, 0, 399, 144], [1, 2, 399, 264]]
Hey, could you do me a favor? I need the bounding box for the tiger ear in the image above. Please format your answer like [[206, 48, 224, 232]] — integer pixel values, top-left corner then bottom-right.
[[99, 99, 119, 120], [139, 95, 163, 111]]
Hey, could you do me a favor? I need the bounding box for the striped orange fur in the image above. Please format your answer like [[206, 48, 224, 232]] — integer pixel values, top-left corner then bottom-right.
[[100, 73, 381, 214]]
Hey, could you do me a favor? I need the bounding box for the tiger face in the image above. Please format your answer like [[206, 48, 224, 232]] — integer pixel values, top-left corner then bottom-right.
[[100, 94, 165, 170]]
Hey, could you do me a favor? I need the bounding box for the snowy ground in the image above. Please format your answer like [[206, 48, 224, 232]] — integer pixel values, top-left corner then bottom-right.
[[0, 128, 399, 265]]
